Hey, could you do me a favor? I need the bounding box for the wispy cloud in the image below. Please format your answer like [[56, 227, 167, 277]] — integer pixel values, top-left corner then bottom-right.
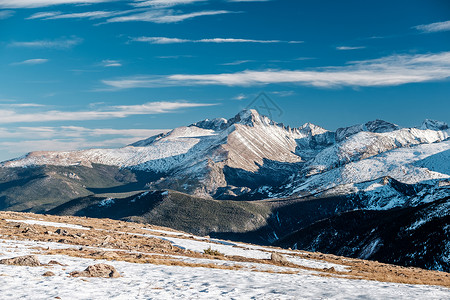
[[26, 11, 61, 19], [0, 101, 216, 124], [157, 55, 194, 59], [0, 0, 113, 9], [413, 20, 450, 33], [37, 10, 125, 20], [0, 9, 14, 19], [101, 59, 122, 67], [233, 94, 247, 100], [0, 102, 45, 107], [106, 9, 232, 23], [131, 36, 302, 44], [11, 58, 49, 65], [102, 51, 450, 89], [132, 0, 207, 7], [9, 36, 82, 49], [221, 60, 254, 66], [336, 46, 366, 50]]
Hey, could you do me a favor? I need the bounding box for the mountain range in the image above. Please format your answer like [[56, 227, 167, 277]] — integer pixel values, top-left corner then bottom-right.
[[1, 109, 449, 272]]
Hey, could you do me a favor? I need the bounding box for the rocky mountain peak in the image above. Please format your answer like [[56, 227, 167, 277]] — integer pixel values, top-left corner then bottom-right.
[[298, 122, 328, 136], [227, 109, 264, 127], [335, 119, 400, 142], [365, 119, 400, 133], [420, 119, 449, 131], [190, 117, 228, 131], [190, 109, 266, 131]]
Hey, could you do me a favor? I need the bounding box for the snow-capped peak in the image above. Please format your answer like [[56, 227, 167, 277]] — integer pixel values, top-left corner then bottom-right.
[[227, 109, 267, 127], [365, 119, 400, 133], [420, 119, 449, 131], [336, 120, 400, 142], [298, 122, 329, 136], [190, 118, 228, 131]]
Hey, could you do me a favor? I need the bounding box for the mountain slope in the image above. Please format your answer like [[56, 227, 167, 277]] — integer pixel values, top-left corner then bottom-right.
[[274, 196, 450, 272]]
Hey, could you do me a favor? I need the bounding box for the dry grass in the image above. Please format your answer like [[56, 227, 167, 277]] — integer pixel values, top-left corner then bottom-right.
[[0, 211, 449, 287]]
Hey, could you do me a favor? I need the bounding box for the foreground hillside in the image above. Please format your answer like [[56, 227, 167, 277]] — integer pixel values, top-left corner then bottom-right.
[[0, 211, 448, 299]]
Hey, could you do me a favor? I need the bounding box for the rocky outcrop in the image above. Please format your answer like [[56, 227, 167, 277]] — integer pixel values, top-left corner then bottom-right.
[[70, 263, 121, 278]]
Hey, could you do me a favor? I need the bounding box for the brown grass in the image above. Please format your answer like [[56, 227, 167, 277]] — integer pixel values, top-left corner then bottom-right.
[[0, 211, 449, 287]]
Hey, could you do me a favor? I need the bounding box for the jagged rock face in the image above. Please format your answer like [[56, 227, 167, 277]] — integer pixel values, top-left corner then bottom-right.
[[335, 120, 400, 142], [420, 119, 449, 131], [1, 109, 449, 200]]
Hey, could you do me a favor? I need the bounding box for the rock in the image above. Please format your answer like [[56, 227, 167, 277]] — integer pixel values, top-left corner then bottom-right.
[[70, 263, 120, 278], [91, 251, 120, 259], [43, 271, 55, 276], [48, 260, 66, 266], [55, 229, 69, 236], [0, 255, 41, 267], [270, 253, 289, 265]]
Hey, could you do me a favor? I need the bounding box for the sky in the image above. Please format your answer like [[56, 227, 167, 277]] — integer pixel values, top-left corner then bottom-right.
[[0, 0, 449, 161]]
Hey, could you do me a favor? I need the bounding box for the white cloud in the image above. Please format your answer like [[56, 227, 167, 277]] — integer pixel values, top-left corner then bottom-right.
[[0, 101, 216, 124], [9, 37, 82, 49], [102, 51, 450, 89], [233, 94, 246, 100], [132, 0, 207, 7], [0, 0, 113, 8], [28, 9, 145, 20], [157, 54, 194, 59], [414, 20, 450, 33], [0, 103, 46, 108], [41, 10, 122, 19], [336, 46, 366, 50], [106, 9, 232, 23], [26, 11, 60, 19], [221, 60, 254, 66], [11, 58, 49, 65], [0, 9, 14, 19], [131, 36, 301, 44], [101, 59, 122, 67]]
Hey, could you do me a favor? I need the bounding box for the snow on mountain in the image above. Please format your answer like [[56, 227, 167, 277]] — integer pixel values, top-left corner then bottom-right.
[[1, 109, 449, 201], [284, 140, 450, 197], [420, 119, 449, 131], [335, 119, 400, 142]]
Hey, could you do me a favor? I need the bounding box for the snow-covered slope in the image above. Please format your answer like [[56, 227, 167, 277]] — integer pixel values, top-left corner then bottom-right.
[[0, 211, 448, 299]]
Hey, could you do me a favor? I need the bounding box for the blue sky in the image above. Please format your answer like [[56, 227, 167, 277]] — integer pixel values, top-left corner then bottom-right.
[[0, 0, 449, 161]]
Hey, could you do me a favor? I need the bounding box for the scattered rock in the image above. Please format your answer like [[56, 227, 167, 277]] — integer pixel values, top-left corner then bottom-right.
[[324, 267, 336, 272], [0, 255, 41, 267], [43, 271, 55, 277], [55, 229, 69, 236], [270, 253, 289, 265], [48, 260, 67, 266], [91, 251, 120, 259], [70, 263, 120, 278]]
